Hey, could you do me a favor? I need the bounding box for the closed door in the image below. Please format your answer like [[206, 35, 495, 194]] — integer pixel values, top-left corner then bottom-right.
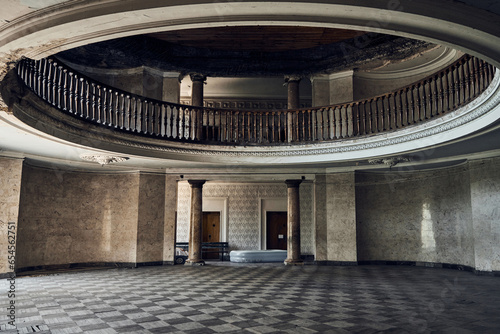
[[202, 212, 220, 259], [266, 211, 287, 250]]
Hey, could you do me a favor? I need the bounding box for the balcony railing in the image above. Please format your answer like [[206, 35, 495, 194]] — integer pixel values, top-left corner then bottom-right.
[[16, 55, 496, 146]]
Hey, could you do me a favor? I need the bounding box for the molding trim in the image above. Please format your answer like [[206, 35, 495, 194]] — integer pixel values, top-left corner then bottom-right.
[[354, 47, 459, 80], [358, 260, 477, 273]]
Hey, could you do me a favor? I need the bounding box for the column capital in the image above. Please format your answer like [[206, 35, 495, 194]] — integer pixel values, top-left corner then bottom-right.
[[188, 180, 206, 188], [285, 179, 302, 188], [189, 73, 207, 83], [284, 75, 302, 85]]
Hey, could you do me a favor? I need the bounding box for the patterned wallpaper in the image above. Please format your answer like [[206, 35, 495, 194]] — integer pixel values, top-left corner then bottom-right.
[[176, 182, 314, 255]]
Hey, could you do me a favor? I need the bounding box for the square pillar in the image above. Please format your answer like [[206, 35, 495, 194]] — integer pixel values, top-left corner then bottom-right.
[[0, 158, 23, 278]]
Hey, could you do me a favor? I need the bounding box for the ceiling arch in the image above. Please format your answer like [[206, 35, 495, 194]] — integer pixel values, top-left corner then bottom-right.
[[1, 0, 499, 70]]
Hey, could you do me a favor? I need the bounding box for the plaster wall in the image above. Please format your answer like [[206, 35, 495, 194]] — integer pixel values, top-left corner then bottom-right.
[[355, 166, 475, 267], [136, 173, 165, 264], [326, 173, 357, 262], [469, 157, 500, 272], [176, 182, 314, 254], [353, 74, 433, 101], [0, 158, 23, 275], [16, 165, 140, 268], [314, 173, 357, 262], [85, 71, 144, 97]]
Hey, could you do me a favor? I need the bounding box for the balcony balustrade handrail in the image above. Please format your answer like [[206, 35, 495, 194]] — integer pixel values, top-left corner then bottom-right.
[[16, 54, 496, 145]]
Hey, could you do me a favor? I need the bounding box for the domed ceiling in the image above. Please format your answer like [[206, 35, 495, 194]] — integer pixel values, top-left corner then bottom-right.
[[55, 26, 434, 77]]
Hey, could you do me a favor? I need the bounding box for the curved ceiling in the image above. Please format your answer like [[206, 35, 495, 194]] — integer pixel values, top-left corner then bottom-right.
[[148, 26, 367, 51], [55, 32, 432, 77], [0, 0, 499, 172]]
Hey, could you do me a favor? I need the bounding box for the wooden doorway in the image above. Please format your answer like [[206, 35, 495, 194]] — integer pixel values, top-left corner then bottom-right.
[[202, 211, 220, 259], [266, 211, 287, 250]]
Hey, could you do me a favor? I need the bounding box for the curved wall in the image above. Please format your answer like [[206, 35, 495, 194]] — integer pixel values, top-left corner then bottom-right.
[[15, 163, 176, 271], [355, 157, 500, 272]]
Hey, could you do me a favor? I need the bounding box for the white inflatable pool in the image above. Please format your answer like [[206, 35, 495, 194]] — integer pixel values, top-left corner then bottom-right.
[[230, 250, 287, 263]]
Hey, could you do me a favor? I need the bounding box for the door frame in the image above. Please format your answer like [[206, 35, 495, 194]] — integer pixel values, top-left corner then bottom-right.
[[260, 198, 287, 250], [202, 197, 228, 242]]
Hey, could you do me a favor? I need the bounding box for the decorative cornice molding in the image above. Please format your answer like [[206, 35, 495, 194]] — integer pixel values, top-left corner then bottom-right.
[[368, 156, 411, 167], [80, 154, 129, 165]]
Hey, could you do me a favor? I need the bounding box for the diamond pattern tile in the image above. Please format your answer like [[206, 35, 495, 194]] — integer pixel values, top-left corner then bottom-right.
[[1, 264, 499, 333]]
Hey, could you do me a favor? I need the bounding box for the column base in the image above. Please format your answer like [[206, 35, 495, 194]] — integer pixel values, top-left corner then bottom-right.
[[284, 259, 304, 266], [184, 259, 205, 266]]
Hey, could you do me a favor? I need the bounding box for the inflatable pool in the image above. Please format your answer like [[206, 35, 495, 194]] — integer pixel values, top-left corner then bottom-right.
[[230, 250, 287, 263]]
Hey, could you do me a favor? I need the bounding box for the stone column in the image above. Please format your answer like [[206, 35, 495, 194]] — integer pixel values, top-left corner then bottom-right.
[[285, 76, 301, 109], [185, 180, 206, 265], [285, 76, 301, 142], [284, 179, 303, 265], [190, 73, 206, 107]]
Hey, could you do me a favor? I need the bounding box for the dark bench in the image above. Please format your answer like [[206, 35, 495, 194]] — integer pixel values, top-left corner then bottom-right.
[[175, 242, 229, 264]]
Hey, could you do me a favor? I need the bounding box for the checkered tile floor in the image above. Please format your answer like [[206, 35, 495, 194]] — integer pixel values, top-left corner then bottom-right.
[[1, 264, 499, 333]]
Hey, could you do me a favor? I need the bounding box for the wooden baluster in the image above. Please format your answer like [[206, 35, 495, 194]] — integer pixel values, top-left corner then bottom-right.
[[314, 108, 321, 140], [35, 60, 43, 96], [342, 106, 348, 138], [118, 94, 124, 129], [329, 107, 337, 139], [384, 96, 391, 130], [28, 59, 34, 86], [423, 80, 430, 119], [185, 107, 191, 139], [130, 97, 137, 131], [170, 105, 177, 138], [458, 60, 466, 106], [419, 83, 426, 121], [78, 78, 85, 118], [385, 95, 392, 130], [96, 85, 102, 123], [411, 86, 419, 123], [46, 59, 54, 103], [102, 87, 108, 124], [146, 100, 152, 134], [60, 69, 68, 111], [346, 104, 354, 137], [111, 91, 118, 127], [380, 96, 386, 130], [51, 61, 58, 106], [90, 83, 97, 121], [165, 105, 172, 138], [124, 95, 130, 130], [182, 106, 188, 139], [358, 102, 365, 134], [72, 75, 79, 116], [221, 110, 226, 142], [84, 81, 91, 120], [353, 103, 360, 136], [41, 59, 48, 100], [299, 110, 304, 141], [466, 57, 474, 100], [444, 69, 451, 111], [55, 65, 63, 109], [478, 60, 485, 91], [372, 98, 379, 131], [67, 72, 74, 113], [135, 98, 142, 132]]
